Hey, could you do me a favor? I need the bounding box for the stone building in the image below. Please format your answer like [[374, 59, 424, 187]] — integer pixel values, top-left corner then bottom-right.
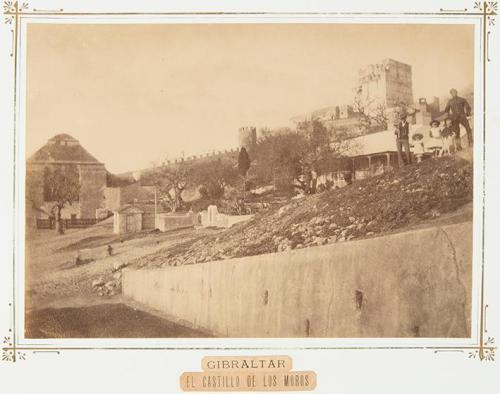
[[290, 58, 414, 130], [415, 97, 440, 126], [113, 205, 144, 234], [357, 58, 413, 109], [26, 134, 107, 223], [238, 126, 257, 153]]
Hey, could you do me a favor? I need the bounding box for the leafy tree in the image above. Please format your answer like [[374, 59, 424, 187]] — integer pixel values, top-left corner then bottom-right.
[[43, 165, 81, 234], [253, 132, 307, 194], [192, 157, 238, 202], [253, 121, 357, 194]]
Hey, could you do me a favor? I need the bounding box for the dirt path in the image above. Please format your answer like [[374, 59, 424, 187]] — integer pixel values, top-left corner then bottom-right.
[[26, 224, 221, 311], [25, 302, 211, 338]]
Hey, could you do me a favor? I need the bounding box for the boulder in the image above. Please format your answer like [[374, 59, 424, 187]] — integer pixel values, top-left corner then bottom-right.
[[92, 278, 104, 288]]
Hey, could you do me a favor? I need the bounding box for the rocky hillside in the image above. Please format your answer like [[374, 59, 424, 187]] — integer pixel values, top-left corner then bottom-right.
[[132, 156, 473, 269]]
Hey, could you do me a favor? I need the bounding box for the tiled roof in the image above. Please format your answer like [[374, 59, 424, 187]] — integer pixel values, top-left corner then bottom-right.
[[27, 134, 102, 164]]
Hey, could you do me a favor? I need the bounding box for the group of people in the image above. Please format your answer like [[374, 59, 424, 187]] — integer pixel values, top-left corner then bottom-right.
[[395, 88, 473, 166]]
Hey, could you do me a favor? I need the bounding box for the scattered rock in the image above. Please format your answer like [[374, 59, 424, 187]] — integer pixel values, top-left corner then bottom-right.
[[112, 261, 128, 272], [105, 281, 116, 290], [128, 156, 472, 270], [92, 278, 104, 288]]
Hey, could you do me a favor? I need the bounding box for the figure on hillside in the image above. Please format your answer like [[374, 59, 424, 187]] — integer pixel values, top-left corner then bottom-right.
[[441, 118, 455, 156], [412, 133, 425, 163], [395, 113, 411, 166], [444, 88, 472, 147], [428, 120, 443, 157]]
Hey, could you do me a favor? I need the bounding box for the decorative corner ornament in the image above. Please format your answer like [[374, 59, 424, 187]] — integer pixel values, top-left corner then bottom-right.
[[469, 337, 495, 361], [2, 334, 27, 363], [3, 1, 28, 24]]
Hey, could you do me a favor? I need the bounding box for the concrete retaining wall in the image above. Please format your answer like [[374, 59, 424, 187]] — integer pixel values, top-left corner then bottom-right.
[[155, 213, 197, 232], [123, 222, 472, 338]]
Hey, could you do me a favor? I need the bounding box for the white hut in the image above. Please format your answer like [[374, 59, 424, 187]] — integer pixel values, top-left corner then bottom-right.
[[113, 205, 144, 234]]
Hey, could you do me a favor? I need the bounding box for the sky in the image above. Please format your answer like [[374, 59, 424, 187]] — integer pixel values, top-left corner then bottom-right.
[[26, 23, 474, 173]]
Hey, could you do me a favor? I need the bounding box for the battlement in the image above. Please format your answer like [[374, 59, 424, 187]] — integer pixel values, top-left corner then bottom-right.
[[161, 147, 241, 167]]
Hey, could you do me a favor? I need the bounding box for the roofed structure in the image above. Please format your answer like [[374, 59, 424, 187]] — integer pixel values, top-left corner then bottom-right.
[[26, 133, 107, 222], [27, 133, 102, 164]]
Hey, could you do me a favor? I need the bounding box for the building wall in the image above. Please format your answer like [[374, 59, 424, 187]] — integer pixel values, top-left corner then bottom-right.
[[25, 164, 47, 219], [104, 187, 121, 212], [384, 59, 413, 107], [338, 105, 354, 119], [26, 162, 106, 220], [155, 213, 197, 232], [358, 62, 388, 108], [114, 212, 143, 234], [79, 163, 106, 218], [358, 59, 413, 109], [26, 163, 82, 219], [142, 213, 156, 229]]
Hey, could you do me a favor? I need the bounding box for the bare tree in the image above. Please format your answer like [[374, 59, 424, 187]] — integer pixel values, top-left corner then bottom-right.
[[353, 86, 389, 131], [43, 165, 81, 234], [149, 161, 190, 212]]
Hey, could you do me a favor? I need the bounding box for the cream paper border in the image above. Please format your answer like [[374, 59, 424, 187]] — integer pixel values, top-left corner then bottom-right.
[[0, 0, 497, 371]]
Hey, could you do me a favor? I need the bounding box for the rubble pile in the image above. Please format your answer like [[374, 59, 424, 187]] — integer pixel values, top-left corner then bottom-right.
[[133, 156, 473, 269], [91, 261, 129, 297]]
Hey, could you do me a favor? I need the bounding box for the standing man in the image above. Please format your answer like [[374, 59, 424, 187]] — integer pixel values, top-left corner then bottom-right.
[[395, 113, 411, 166], [444, 88, 473, 147]]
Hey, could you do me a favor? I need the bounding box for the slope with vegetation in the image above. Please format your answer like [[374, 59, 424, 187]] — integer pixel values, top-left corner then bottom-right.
[[131, 155, 473, 269]]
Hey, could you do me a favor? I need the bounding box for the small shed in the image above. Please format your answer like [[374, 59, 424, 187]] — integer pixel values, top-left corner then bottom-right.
[[113, 205, 144, 234]]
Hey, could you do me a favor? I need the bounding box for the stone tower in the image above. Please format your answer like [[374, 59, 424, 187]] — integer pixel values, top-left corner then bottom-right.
[[238, 126, 257, 152], [358, 59, 414, 109]]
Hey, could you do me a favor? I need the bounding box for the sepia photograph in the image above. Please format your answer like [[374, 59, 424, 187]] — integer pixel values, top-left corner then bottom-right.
[[23, 22, 475, 339]]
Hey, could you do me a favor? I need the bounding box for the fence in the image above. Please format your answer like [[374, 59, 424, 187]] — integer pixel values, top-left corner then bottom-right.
[[36, 217, 102, 230]]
